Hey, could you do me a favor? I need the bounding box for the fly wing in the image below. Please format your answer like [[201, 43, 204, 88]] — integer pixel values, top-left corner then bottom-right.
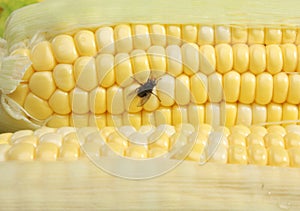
[[138, 93, 151, 107]]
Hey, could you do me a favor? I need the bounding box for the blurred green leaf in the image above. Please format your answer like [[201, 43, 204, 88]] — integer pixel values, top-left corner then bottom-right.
[[0, 0, 39, 37]]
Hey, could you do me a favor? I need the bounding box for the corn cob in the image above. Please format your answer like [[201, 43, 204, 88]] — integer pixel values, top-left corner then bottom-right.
[[2, 24, 300, 131], [1, 124, 299, 168]]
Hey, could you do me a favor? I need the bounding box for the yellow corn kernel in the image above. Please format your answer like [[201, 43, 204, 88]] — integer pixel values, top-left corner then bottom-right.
[[0, 133, 12, 144], [239, 72, 256, 104], [49, 90, 71, 115], [74, 57, 98, 91], [215, 44, 233, 74], [220, 102, 237, 127], [47, 114, 70, 128], [188, 104, 205, 126], [282, 103, 298, 125], [181, 25, 197, 43], [282, 28, 296, 43], [288, 147, 300, 167], [175, 74, 190, 105], [285, 133, 300, 149], [0, 144, 10, 161], [147, 46, 166, 77], [190, 73, 208, 104], [236, 104, 252, 126], [89, 114, 106, 128], [248, 27, 264, 44], [166, 45, 183, 77], [208, 72, 223, 103], [131, 49, 151, 83], [95, 26, 115, 54], [22, 67, 35, 82], [249, 44, 266, 75], [99, 127, 115, 141], [285, 125, 300, 134], [287, 74, 300, 104], [223, 71, 240, 103], [199, 45, 216, 75], [266, 44, 283, 74], [53, 64, 75, 92], [265, 28, 282, 44], [24, 93, 53, 120], [102, 142, 125, 156], [52, 34, 78, 63], [70, 113, 89, 127], [141, 110, 155, 125], [155, 107, 172, 126], [231, 26, 247, 44], [10, 130, 33, 142], [267, 103, 282, 123], [187, 143, 205, 162], [156, 74, 175, 107], [255, 72, 273, 105], [268, 146, 289, 167], [248, 144, 267, 165], [281, 44, 297, 72], [228, 133, 246, 147], [7, 143, 35, 161], [198, 124, 213, 138], [264, 133, 285, 148], [250, 125, 268, 137], [59, 143, 80, 161], [29, 71, 56, 100], [114, 24, 133, 53], [115, 53, 133, 87], [205, 103, 221, 127], [232, 44, 249, 73], [89, 87, 106, 114], [123, 84, 141, 113], [208, 144, 228, 164], [149, 24, 166, 47], [126, 145, 148, 159], [143, 93, 160, 112], [36, 142, 59, 161], [106, 85, 124, 115], [273, 72, 289, 103], [34, 127, 58, 138], [267, 125, 286, 137], [107, 131, 128, 148], [148, 132, 169, 150], [228, 145, 247, 164], [214, 25, 231, 44], [31, 41, 56, 71], [252, 104, 267, 124], [69, 88, 89, 114], [13, 135, 38, 147], [39, 132, 63, 147], [63, 132, 79, 144], [96, 54, 115, 88], [197, 25, 214, 45], [166, 25, 181, 45], [74, 30, 97, 56], [172, 105, 188, 126], [123, 112, 141, 129], [132, 24, 151, 50], [246, 133, 264, 147], [182, 43, 199, 75], [7, 84, 29, 106]]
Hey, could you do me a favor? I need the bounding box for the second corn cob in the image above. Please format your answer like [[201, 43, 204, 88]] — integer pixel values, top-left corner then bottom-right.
[[1, 23, 300, 131]]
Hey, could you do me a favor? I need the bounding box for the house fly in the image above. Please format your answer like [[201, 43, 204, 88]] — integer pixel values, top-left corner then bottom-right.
[[130, 76, 161, 107]]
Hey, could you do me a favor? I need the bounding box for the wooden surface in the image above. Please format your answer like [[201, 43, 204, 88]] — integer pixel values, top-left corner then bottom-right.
[[0, 159, 299, 210]]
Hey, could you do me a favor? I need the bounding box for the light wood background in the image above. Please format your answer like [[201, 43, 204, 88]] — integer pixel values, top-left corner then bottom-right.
[[0, 159, 299, 210]]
